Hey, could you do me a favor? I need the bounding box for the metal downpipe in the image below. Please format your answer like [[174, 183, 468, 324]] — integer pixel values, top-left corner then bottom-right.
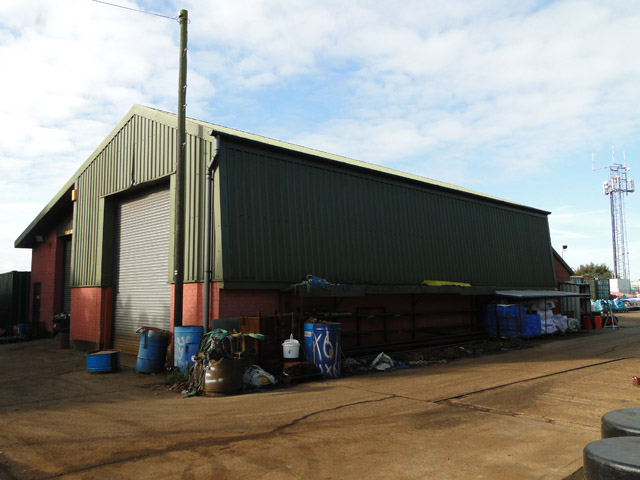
[[203, 135, 220, 333]]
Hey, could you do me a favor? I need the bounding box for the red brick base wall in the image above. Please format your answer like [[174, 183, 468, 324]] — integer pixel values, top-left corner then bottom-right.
[[63, 280, 477, 352], [70, 286, 112, 351], [217, 288, 280, 319], [29, 228, 66, 332], [175, 283, 280, 329], [184, 283, 476, 350], [286, 292, 476, 348]]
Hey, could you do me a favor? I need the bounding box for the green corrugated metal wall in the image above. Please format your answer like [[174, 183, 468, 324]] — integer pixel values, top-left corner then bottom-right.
[[68, 108, 554, 290], [0, 271, 31, 331], [72, 114, 214, 287], [219, 139, 555, 288]]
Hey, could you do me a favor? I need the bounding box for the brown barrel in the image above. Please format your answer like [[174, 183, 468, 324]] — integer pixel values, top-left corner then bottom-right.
[[204, 359, 244, 395]]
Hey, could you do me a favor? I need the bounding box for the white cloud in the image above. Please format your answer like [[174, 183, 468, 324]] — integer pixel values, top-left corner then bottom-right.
[[178, 0, 640, 192]]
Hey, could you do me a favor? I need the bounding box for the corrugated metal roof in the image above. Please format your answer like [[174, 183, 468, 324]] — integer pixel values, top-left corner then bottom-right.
[[15, 104, 549, 249], [177, 107, 550, 216]]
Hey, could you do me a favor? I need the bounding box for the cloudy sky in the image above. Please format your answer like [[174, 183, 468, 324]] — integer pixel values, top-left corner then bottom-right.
[[1, 0, 639, 278]]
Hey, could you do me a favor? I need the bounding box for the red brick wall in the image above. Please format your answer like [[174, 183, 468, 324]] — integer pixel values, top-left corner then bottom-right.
[[285, 293, 475, 348], [70, 287, 103, 346], [63, 278, 477, 351], [175, 283, 205, 327], [29, 228, 64, 331], [218, 288, 280, 319], [554, 254, 572, 284], [199, 285, 476, 350], [173, 282, 280, 328]]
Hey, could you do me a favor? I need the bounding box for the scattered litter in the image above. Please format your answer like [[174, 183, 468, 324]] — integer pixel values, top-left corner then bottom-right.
[[371, 352, 395, 371], [567, 318, 580, 332], [407, 359, 447, 366], [633, 376, 640, 386], [244, 365, 276, 388], [343, 357, 370, 373], [369, 353, 409, 371]]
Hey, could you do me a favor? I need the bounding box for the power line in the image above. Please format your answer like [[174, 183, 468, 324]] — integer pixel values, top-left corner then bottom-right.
[[91, 0, 179, 21]]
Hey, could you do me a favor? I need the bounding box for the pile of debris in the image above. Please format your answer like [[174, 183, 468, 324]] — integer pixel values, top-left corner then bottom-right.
[[171, 328, 278, 397]]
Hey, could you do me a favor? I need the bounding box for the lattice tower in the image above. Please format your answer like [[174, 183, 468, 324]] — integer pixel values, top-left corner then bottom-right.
[[600, 148, 635, 279]]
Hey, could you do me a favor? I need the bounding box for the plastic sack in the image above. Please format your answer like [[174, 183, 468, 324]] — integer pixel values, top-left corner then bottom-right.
[[243, 365, 276, 388], [552, 314, 569, 333], [371, 352, 395, 371], [612, 299, 626, 311], [567, 318, 580, 332]]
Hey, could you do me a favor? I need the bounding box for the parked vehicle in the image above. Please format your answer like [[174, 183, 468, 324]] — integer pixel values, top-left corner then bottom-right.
[[622, 296, 640, 308]]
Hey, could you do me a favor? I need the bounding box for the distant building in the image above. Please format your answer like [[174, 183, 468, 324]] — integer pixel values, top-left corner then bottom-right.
[[0, 271, 30, 335], [552, 249, 573, 284]]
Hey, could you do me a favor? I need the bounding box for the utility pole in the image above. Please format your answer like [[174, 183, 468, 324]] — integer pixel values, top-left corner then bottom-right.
[[173, 9, 188, 327]]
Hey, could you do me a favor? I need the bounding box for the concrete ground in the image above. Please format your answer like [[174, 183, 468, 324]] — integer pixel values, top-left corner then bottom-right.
[[2, 313, 640, 480]]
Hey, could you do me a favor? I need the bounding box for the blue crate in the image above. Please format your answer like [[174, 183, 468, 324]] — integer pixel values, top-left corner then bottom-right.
[[523, 314, 541, 337], [485, 305, 534, 338]]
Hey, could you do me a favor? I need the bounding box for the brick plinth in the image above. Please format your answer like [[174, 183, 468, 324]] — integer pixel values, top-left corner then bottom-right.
[[170, 283, 205, 328], [69, 286, 112, 351], [29, 228, 66, 332], [171, 283, 280, 329]]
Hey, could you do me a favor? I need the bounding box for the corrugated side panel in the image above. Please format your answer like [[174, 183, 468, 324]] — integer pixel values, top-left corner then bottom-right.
[[72, 114, 211, 286], [0, 271, 30, 329], [183, 134, 209, 282], [219, 142, 555, 288], [559, 283, 581, 319]]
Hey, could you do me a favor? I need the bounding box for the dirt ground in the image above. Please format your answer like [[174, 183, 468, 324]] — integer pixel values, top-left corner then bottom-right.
[[2, 313, 640, 479]]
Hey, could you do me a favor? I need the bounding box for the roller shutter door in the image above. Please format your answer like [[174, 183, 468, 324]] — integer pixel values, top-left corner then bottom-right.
[[113, 188, 172, 354]]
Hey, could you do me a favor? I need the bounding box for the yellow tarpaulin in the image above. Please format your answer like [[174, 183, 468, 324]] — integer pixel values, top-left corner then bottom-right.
[[420, 280, 471, 287]]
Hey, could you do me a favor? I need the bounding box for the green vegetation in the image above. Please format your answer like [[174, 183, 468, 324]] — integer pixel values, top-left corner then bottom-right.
[[573, 262, 613, 278]]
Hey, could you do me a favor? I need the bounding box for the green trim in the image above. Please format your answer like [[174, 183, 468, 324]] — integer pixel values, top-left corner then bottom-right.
[[96, 197, 116, 286]]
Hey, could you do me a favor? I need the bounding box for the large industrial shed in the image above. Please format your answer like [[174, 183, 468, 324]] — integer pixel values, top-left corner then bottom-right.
[[15, 105, 557, 354]]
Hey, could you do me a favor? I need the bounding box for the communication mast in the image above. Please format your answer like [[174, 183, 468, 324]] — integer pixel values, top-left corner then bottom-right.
[[593, 147, 635, 279]]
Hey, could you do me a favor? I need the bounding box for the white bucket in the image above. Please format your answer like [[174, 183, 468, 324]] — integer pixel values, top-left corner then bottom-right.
[[282, 334, 300, 359]]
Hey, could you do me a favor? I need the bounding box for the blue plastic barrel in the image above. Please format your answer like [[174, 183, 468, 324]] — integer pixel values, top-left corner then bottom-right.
[[17, 323, 28, 337], [303, 323, 314, 361], [312, 322, 341, 379], [86, 350, 120, 373], [174, 326, 204, 372], [136, 329, 170, 374]]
